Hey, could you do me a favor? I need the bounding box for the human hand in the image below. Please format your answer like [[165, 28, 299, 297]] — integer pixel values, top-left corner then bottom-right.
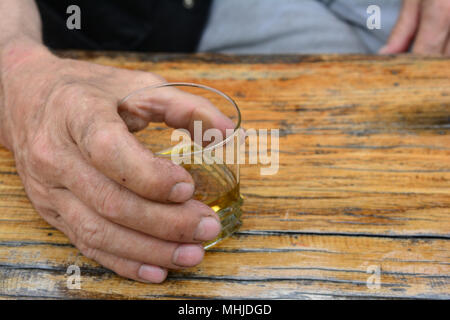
[[379, 0, 450, 55], [0, 42, 233, 283]]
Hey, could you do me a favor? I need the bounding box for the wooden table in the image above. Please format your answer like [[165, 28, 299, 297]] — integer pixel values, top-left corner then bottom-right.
[[0, 52, 449, 299]]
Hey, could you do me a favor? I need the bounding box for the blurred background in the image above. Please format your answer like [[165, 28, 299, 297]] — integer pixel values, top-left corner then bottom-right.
[[35, 0, 401, 54]]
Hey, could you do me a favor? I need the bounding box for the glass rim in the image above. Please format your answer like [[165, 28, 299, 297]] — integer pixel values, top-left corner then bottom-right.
[[119, 82, 242, 158]]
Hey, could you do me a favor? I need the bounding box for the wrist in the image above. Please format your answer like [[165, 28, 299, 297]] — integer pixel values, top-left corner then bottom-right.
[[1, 37, 53, 76], [0, 38, 54, 150]]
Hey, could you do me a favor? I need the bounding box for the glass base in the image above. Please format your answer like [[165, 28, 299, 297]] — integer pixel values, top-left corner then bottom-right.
[[203, 197, 243, 250]]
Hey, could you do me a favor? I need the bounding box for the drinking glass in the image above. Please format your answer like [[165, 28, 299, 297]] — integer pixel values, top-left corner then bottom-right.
[[119, 83, 243, 249]]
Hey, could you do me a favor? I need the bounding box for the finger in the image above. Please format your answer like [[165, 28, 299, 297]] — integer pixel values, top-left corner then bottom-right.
[[92, 250, 169, 283], [119, 85, 236, 138], [445, 35, 450, 56], [60, 216, 168, 283], [59, 149, 220, 242], [64, 91, 195, 203], [412, 2, 450, 54], [50, 187, 205, 269], [379, 0, 421, 54], [94, 250, 169, 283]]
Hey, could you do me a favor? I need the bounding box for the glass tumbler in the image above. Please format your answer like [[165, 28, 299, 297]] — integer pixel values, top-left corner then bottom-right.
[[119, 82, 243, 249]]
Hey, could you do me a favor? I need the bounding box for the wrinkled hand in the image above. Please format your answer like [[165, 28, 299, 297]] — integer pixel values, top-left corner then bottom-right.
[[380, 0, 450, 55], [0, 45, 232, 283]]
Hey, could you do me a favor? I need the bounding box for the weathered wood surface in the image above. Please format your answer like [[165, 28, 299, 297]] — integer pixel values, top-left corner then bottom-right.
[[0, 52, 449, 299]]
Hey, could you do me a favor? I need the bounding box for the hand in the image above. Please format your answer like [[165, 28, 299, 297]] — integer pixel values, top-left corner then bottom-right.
[[0, 43, 233, 283], [379, 0, 450, 55]]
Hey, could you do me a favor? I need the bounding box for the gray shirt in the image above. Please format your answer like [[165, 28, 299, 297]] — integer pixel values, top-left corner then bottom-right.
[[198, 0, 402, 54]]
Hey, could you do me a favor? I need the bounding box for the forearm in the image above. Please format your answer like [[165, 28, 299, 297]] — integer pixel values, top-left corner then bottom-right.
[[0, 0, 51, 149], [1, 0, 41, 42], [0, 0, 46, 67]]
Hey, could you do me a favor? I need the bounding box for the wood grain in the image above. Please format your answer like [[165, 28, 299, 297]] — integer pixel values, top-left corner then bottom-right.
[[0, 52, 449, 299]]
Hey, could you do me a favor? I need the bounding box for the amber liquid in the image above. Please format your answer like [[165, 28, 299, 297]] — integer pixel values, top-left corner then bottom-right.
[[159, 142, 243, 248], [182, 162, 243, 249]]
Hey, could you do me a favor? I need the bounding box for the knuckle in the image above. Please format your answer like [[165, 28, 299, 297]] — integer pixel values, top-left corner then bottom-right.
[[59, 83, 88, 100], [78, 217, 106, 249], [94, 182, 127, 220], [52, 82, 93, 114], [90, 124, 118, 148], [77, 242, 98, 261], [86, 122, 126, 161], [25, 181, 51, 206], [53, 81, 121, 149], [28, 134, 57, 171]]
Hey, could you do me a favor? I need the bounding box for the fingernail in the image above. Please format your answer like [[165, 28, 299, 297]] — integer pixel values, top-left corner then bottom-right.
[[173, 244, 204, 267], [168, 182, 195, 202], [194, 217, 221, 241], [138, 265, 167, 283]]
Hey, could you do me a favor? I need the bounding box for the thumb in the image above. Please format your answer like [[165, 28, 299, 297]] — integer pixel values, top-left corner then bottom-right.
[[119, 83, 236, 138]]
